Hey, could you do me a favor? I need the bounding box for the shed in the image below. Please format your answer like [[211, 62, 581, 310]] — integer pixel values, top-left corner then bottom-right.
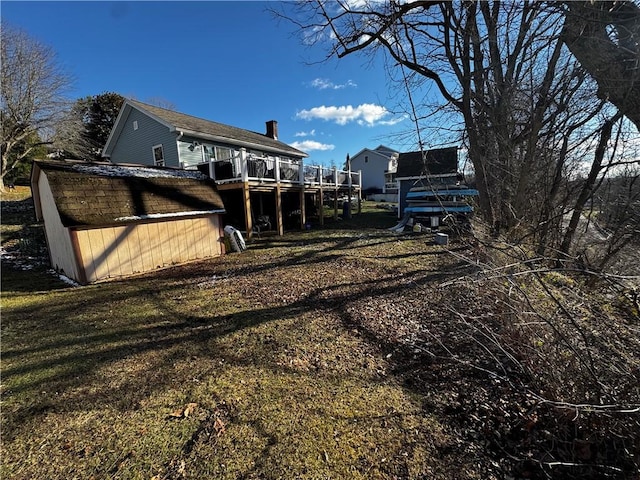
[[396, 147, 460, 217], [31, 160, 226, 284]]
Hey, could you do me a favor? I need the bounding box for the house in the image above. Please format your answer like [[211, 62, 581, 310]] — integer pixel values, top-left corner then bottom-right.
[[102, 99, 308, 171], [349, 145, 399, 197], [395, 147, 460, 216], [102, 99, 361, 237], [31, 160, 226, 284]]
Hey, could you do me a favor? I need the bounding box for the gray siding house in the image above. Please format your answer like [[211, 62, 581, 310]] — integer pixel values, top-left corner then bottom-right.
[[102, 99, 307, 171]]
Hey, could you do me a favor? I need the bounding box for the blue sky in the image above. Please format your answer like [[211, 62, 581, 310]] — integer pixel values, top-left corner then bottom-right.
[[1, 1, 425, 167]]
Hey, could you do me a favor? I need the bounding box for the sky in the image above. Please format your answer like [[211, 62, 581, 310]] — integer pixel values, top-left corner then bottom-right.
[[1, 1, 427, 168]]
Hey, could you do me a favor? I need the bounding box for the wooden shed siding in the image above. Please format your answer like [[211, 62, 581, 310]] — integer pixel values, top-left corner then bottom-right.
[[109, 107, 179, 166], [38, 173, 82, 280], [99, 227, 121, 277], [74, 215, 222, 283]]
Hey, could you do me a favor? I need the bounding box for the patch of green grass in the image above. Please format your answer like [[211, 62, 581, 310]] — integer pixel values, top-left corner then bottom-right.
[[320, 200, 399, 230]]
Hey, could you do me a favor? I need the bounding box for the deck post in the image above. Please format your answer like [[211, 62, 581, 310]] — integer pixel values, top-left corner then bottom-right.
[[358, 169, 362, 214], [333, 167, 339, 220], [239, 148, 253, 238], [299, 160, 306, 230], [275, 185, 284, 235], [240, 148, 248, 182], [274, 157, 281, 183], [299, 189, 306, 230], [243, 182, 253, 239], [318, 166, 324, 226]]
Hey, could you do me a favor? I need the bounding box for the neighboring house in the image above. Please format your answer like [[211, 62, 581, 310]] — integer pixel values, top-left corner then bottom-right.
[[102, 99, 360, 237], [396, 147, 460, 216], [31, 160, 226, 284], [349, 145, 399, 195]]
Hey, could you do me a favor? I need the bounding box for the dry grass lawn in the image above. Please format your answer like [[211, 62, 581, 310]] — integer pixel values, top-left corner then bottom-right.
[[2, 189, 638, 479]]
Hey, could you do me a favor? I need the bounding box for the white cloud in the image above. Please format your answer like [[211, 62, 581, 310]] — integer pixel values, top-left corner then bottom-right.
[[290, 140, 335, 152], [296, 103, 396, 126], [302, 25, 332, 45], [294, 129, 316, 137], [370, 115, 408, 126], [310, 78, 358, 90]]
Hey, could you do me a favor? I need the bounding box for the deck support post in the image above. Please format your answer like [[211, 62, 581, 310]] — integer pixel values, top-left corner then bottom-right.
[[333, 167, 339, 220], [318, 166, 324, 226], [299, 163, 306, 230], [358, 169, 362, 214], [275, 185, 284, 236], [242, 182, 253, 239], [299, 189, 306, 230], [319, 187, 324, 226]]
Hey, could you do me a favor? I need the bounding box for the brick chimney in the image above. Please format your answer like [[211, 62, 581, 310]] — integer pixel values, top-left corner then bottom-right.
[[266, 120, 278, 140]]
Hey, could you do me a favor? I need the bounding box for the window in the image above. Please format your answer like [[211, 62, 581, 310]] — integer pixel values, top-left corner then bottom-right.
[[152, 144, 164, 166], [133, 120, 138, 130], [365, 156, 369, 163], [214, 146, 233, 161]]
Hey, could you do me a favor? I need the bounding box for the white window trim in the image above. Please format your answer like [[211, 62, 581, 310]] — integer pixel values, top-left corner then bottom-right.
[[152, 144, 165, 166]]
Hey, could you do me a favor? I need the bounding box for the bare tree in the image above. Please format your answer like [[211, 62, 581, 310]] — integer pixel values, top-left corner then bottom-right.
[[564, 118, 640, 273], [562, 1, 640, 131], [277, 1, 606, 240], [0, 23, 75, 190]]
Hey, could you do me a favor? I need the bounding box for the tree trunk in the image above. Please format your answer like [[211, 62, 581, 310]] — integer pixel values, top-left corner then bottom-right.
[[559, 113, 622, 259], [562, 1, 640, 131]]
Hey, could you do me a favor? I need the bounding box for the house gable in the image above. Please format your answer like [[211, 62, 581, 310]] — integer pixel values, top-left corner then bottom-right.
[[103, 104, 179, 167], [374, 145, 398, 156], [350, 146, 399, 191]]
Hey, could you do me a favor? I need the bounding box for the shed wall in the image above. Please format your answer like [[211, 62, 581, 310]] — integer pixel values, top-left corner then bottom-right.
[[38, 173, 83, 280], [398, 179, 416, 217], [75, 215, 223, 283]]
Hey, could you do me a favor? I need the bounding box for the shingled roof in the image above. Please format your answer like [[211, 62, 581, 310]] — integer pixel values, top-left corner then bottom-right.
[[126, 99, 308, 158], [33, 160, 225, 228], [396, 147, 458, 177]]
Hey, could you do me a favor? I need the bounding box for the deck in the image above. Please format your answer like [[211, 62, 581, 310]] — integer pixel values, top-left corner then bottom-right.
[[194, 152, 361, 238], [204, 154, 361, 191]]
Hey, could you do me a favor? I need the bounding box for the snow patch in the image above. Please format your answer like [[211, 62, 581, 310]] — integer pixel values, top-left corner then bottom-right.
[[72, 164, 207, 180], [1, 246, 38, 271], [46, 269, 81, 287], [114, 209, 225, 222]]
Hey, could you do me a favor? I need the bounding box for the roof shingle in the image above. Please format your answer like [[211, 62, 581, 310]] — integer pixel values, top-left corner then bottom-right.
[[128, 99, 307, 158], [35, 161, 225, 227], [396, 147, 458, 177]]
